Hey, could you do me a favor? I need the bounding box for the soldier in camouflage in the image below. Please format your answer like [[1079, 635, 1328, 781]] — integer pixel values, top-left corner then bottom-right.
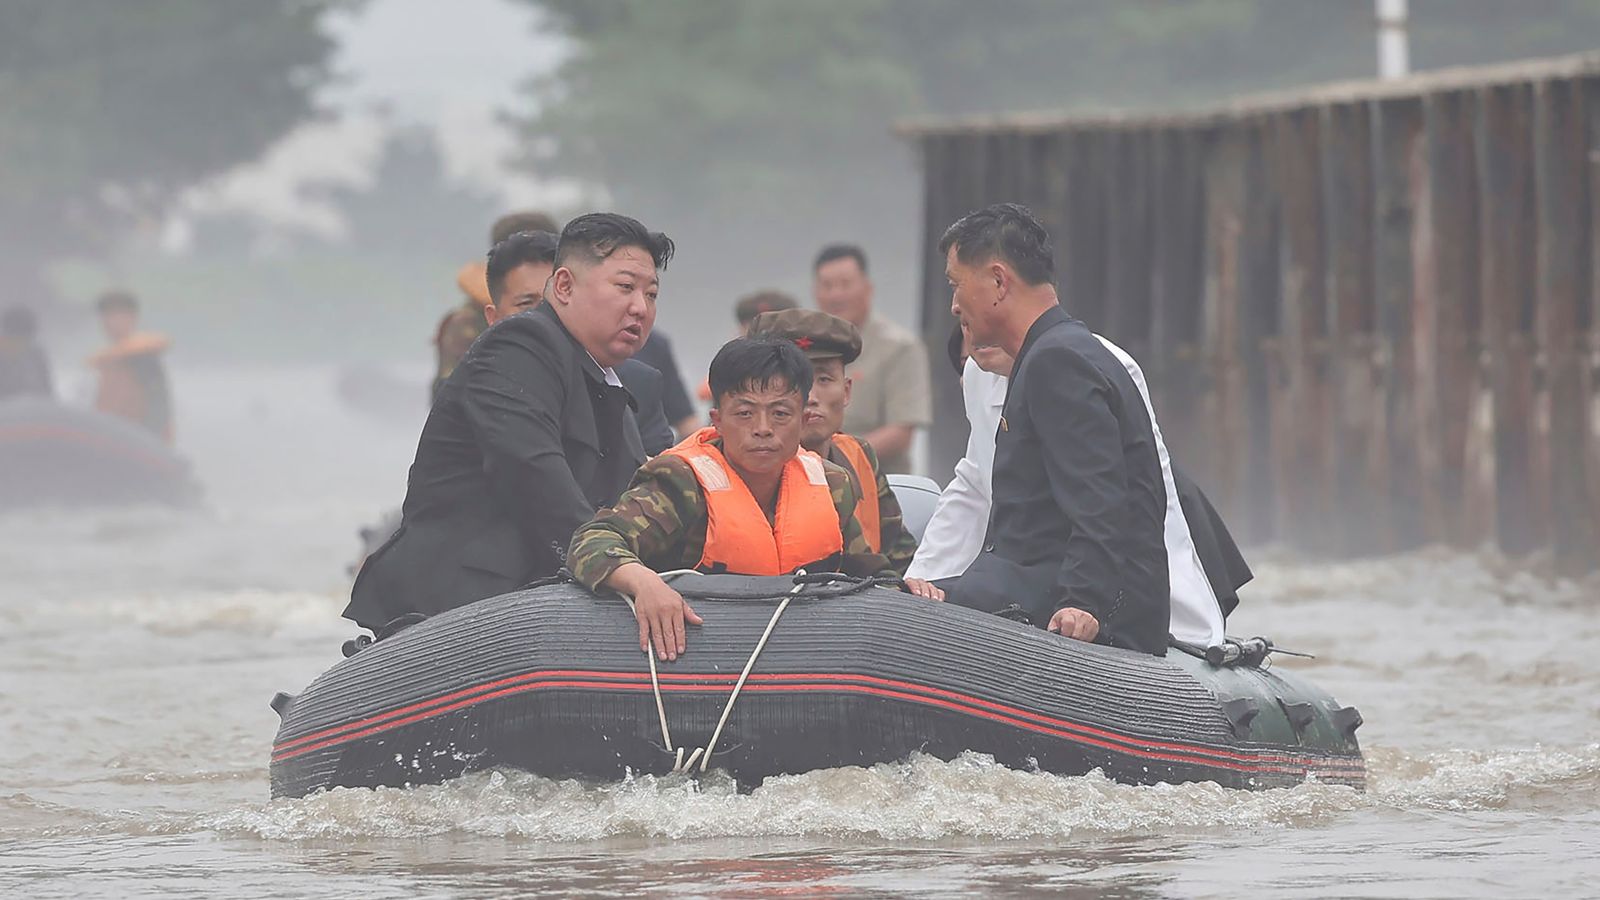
[[747, 308, 919, 575], [569, 337, 943, 662]]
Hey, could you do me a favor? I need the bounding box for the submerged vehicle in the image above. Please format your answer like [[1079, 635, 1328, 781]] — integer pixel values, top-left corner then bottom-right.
[[270, 571, 1363, 799], [0, 398, 197, 508]]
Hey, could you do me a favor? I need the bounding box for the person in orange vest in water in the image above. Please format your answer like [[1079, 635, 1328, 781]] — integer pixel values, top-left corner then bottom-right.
[[568, 336, 944, 661], [746, 308, 918, 576], [87, 290, 173, 443]]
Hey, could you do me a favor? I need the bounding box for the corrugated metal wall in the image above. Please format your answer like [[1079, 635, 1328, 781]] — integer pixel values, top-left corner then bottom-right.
[[907, 56, 1600, 573]]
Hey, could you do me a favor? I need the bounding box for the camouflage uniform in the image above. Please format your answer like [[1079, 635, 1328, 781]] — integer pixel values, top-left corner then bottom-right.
[[568, 437, 894, 591], [432, 299, 487, 400], [743, 307, 919, 577], [821, 435, 918, 577]]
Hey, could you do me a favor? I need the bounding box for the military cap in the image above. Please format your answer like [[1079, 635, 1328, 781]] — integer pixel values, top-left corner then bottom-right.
[[734, 290, 798, 326], [748, 308, 862, 364]]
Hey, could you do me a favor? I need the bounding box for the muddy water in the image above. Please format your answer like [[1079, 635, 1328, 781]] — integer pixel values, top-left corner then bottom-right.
[[2, 366, 1597, 898]]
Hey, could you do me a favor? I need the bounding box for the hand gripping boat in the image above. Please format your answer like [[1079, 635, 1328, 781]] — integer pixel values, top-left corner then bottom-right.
[[269, 573, 1364, 798]]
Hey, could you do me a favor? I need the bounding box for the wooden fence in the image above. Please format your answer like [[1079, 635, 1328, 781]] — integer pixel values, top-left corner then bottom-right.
[[901, 54, 1600, 574]]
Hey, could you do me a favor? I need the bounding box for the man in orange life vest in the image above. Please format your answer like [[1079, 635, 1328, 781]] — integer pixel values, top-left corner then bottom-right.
[[746, 308, 918, 575], [568, 337, 945, 661]]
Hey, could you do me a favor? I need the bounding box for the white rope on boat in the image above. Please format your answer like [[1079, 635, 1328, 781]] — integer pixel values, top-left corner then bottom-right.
[[618, 570, 804, 775]]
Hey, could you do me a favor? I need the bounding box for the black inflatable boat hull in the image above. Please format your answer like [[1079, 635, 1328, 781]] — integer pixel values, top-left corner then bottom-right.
[[0, 399, 196, 508], [270, 575, 1363, 798]]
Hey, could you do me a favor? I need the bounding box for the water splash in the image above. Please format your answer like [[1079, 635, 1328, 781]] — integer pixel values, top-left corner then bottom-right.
[[202, 743, 1600, 844]]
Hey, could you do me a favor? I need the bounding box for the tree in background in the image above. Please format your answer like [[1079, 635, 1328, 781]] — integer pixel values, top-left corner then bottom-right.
[[512, 0, 1600, 374], [0, 0, 346, 304], [300, 126, 501, 264]]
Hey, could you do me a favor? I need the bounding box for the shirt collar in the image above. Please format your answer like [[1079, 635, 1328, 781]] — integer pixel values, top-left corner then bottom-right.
[[1014, 304, 1069, 369], [535, 303, 623, 388], [587, 352, 623, 388]]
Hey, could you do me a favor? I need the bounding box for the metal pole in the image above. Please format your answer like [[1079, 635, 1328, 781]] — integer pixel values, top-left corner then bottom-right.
[[1376, 0, 1410, 79]]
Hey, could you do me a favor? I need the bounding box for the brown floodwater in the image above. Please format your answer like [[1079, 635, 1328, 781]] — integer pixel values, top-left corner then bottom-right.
[[2, 365, 1597, 898]]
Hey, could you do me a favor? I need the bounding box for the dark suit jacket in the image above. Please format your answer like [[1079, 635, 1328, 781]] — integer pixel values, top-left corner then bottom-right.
[[344, 303, 645, 629], [631, 331, 696, 426], [617, 359, 674, 455], [953, 306, 1171, 655], [1172, 466, 1252, 617]]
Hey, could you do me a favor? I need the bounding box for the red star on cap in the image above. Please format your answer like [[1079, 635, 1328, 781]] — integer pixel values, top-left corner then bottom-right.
[[795, 337, 813, 349]]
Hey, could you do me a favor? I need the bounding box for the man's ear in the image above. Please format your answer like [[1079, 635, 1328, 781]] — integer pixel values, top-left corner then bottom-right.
[[550, 266, 575, 306], [483, 303, 499, 325], [708, 406, 721, 430], [842, 376, 853, 408], [991, 261, 1008, 294]]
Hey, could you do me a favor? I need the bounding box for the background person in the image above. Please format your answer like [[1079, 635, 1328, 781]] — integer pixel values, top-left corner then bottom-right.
[[344, 213, 672, 631], [433, 261, 493, 401], [812, 244, 931, 475], [747, 308, 919, 576], [905, 322, 1009, 583], [0, 306, 53, 400], [88, 290, 173, 443]]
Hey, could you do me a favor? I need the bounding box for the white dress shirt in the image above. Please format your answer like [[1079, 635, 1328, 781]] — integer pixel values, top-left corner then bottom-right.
[[906, 337, 1226, 647], [906, 359, 1006, 581]]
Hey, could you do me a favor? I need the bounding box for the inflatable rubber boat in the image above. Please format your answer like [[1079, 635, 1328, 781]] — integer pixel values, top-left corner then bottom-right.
[[270, 572, 1364, 798], [0, 398, 197, 508]]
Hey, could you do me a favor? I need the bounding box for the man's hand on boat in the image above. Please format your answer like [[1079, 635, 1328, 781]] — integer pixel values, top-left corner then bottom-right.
[[1048, 607, 1100, 643], [607, 562, 703, 662], [903, 577, 945, 601]]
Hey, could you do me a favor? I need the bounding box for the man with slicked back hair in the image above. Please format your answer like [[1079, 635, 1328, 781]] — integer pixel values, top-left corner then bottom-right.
[[346, 213, 675, 631]]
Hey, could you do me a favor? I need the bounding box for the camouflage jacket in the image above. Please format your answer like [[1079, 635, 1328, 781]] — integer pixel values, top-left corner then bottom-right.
[[433, 300, 488, 388], [823, 434, 918, 577], [568, 442, 894, 591]]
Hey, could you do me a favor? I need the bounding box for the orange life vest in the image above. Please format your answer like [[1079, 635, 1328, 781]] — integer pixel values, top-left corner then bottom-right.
[[662, 427, 843, 575], [830, 433, 882, 553]]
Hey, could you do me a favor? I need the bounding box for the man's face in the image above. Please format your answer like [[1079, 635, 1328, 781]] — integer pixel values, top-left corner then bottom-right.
[[550, 246, 657, 367], [800, 357, 850, 452], [710, 379, 805, 481], [813, 257, 871, 327], [100, 308, 137, 342], [962, 321, 1014, 377], [485, 261, 554, 325], [947, 245, 1002, 347], [971, 343, 1015, 378]]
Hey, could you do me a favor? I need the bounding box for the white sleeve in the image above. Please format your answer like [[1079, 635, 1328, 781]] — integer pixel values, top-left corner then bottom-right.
[[1095, 334, 1225, 646], [906, 361, 1002, 581]]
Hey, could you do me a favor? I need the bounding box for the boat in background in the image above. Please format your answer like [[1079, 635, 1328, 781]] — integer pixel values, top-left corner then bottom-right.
[[0, 398, 199, 508]]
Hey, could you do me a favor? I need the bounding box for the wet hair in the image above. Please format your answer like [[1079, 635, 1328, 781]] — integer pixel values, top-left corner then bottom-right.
[[813, 243, 868, 275], [489, 210, 559, 247], [946, 322, 965, 375], [555, 212, 674, 272], [1, 306, 38, 338], [486, 230, 559, 302], [96, 290, 139, 314], [707, 337, 813, 406], [938, 202, 1055, 287]]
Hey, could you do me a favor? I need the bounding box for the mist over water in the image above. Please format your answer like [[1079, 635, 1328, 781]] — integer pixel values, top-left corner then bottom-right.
[[1, 366, 1597, 898]]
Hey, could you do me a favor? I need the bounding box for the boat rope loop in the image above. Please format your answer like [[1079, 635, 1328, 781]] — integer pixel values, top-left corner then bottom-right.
[[621, 570, 805, 775]]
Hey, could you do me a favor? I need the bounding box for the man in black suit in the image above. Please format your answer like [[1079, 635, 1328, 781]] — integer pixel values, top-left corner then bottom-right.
[[343, 213, 674, 631], [933, 203, 1171, 656], [477, 229, 674, 453]]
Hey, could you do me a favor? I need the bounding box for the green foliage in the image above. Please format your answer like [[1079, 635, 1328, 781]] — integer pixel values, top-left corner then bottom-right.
[[515, 0, 1600, 234], [510, 0, 1600, 380], [0, 0, 345, 295], [301, 126, 501, 263]]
